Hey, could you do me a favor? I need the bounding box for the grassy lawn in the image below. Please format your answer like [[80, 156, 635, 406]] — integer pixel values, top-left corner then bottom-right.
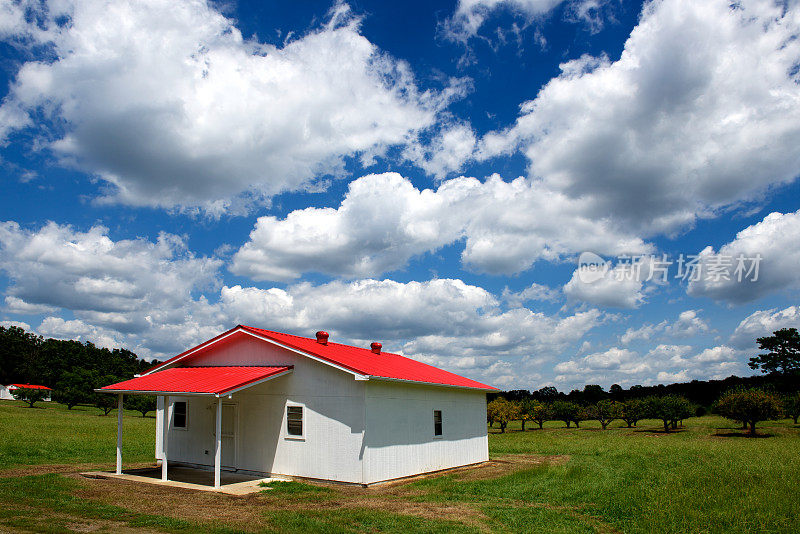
[[0, 399, 155, 470], [0, 399, 798, 533]]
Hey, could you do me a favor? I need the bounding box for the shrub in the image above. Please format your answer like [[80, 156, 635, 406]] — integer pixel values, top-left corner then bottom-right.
[[714, 388, 782, 435]]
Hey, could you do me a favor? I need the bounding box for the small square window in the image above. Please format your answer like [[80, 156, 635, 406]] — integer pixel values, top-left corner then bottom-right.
[[434, 410, 442, 436], [287, 405, 303, 437], [173, 401, 187, 429]]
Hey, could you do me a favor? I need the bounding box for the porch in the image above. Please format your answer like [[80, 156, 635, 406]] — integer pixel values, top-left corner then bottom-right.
[[81, 465, 287, 495], [96, 365, 293, 490]]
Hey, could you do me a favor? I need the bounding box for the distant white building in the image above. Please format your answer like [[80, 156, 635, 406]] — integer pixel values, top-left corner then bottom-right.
[[100, 325, 495, 487], [0, 383, 52, 401]]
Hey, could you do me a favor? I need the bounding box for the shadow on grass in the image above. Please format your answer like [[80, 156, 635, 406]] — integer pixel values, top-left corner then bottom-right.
[[713, 431, 775, 438]]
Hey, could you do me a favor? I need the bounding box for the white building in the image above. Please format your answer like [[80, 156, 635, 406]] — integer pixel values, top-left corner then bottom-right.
[[0, 383, 52, 401], [100, 325, 495, 487]]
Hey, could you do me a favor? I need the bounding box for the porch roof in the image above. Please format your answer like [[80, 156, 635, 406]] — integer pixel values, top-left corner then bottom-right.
[[98, 366, 292, 396]]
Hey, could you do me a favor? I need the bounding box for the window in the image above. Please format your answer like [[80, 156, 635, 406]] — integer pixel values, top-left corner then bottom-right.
[[434, 410, 443, 437], [172, 401, 187, 429], [286, 405, 303, 437]]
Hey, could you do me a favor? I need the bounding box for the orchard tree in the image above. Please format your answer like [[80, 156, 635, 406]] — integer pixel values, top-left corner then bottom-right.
[[551, 400, 579, 428], [12, 387, 48, 408], [620, 399, 646, 428], [52, 369, 97, 409], [487, 397, 520, 433], [530, 402, 550, 429], [95, 394, 117, 416], [715, 389, 782, 435], [749, 328, 800, 376], [124, 395, 157, 417], [591, 400, 621, 430], [518, 399, 541, 431], [646, 395, 693, 433], [783, 392, 800, 425]]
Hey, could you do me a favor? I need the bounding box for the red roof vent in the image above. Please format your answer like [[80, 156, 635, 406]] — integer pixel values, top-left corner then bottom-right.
[[315, 331, 329, 345], [370, 342, 382, 355]]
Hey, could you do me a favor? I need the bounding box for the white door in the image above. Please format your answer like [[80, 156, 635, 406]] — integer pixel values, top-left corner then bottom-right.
[[221, 403, 237, 470]]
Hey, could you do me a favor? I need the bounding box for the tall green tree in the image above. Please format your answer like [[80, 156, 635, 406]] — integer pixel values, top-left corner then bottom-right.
[[749, 328, 800, 376]]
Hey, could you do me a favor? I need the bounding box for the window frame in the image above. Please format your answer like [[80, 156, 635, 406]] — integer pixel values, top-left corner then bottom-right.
[[171, 400, 188, 431], [285, 402, 305, 440], [433, 409, 443, 438]]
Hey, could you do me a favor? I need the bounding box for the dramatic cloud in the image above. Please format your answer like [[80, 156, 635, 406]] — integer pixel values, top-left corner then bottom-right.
[[729, 306, 800, 349], [231, 172, 650, 280], [688, 211, 800, 303], [220, 279, 603, 386], [0, 218, 603, 385], [0, 0, 455, 214], [478, 0, 800, 235]]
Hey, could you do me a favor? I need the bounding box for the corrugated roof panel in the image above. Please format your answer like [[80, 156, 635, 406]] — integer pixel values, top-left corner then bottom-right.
[[100, 366, 291, 395]]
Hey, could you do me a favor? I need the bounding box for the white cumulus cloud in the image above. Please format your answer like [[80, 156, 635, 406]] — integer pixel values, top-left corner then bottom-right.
[[477, 0, 800, 235], [231, 172, 650, 281], [688, 211, 800, 303], [0, 0, 455, 214]]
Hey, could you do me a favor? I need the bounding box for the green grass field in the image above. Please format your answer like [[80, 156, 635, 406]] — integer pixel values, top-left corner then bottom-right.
[[1, 399, 798, 533]]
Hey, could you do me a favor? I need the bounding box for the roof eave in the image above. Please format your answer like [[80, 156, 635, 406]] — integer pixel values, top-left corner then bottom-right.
[[363, 375, 497, 392]]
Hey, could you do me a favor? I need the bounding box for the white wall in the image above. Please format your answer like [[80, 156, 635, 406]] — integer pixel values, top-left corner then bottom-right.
[[163, 334, 367, 483], [0, 385, 12, 400], [362, 380, 488, 484]]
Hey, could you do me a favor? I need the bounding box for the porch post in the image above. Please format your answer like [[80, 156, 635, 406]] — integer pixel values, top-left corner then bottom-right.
[[162, 395, 169, 482], [116, 394, 123, 475], [214, 396, 222, 489]]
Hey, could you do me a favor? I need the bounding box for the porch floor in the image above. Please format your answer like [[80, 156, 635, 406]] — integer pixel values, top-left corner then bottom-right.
[[81, 466, 288, 495]]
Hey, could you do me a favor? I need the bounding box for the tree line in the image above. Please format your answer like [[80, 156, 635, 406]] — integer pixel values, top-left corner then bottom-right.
[[488, 389, 799, 435], [0, 325, 157, 416], [491, 328, 800, 407]]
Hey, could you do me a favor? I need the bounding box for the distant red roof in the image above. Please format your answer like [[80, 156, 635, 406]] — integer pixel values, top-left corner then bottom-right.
[[100, 366, 292, 395], [9, 384, 51, 390], [148, 326, 497, 391]]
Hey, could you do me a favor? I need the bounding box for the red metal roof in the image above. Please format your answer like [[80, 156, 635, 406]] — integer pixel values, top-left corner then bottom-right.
[[100, 366, 292, 395], [9, 384, 51, 390], [149, 326, 497, 391]]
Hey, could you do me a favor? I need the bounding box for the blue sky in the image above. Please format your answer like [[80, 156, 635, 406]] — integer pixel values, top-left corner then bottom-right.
[[0, 0, 799, 390]]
